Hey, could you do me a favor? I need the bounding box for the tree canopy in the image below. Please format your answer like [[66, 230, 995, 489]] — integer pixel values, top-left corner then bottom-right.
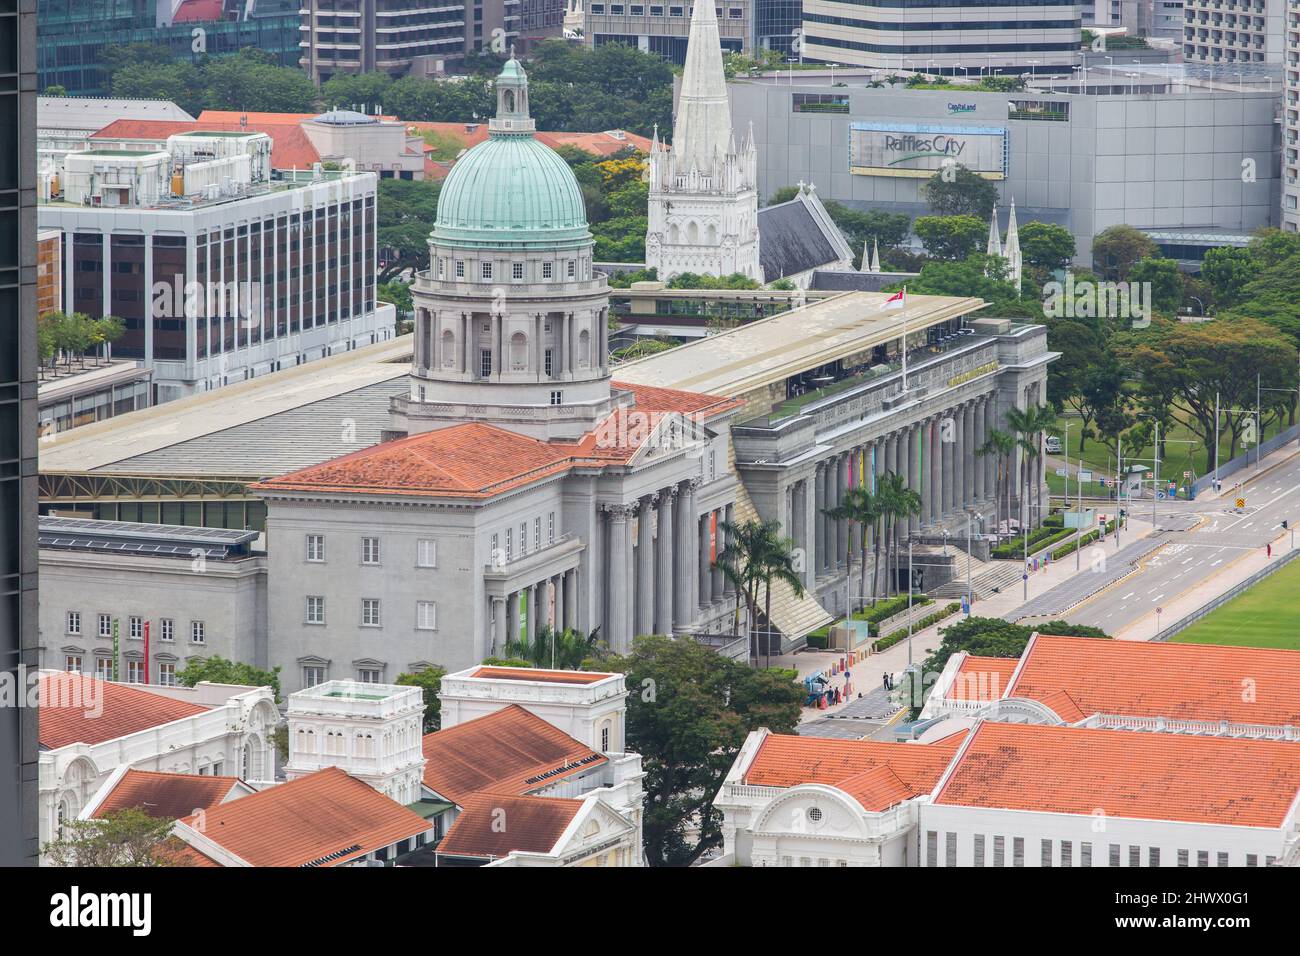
[[176, 655, 282, 703], [920, 163, 999, 219]]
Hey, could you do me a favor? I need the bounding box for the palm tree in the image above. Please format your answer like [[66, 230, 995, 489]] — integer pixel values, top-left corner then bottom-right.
[[1005, 405, 1045, 532], [978, 428, 1017, 537], [1033, 405, 1058, 522], [878, 471, 922, 597], [503, 625, 606, 671], [823, 485, 882, 613], [715, 519, 805, 666]]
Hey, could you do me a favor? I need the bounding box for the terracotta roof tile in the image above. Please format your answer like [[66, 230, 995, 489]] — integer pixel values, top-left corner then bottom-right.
[[468, 666, 610, 685], [437, 793, 583, 860], [934, 722, 1300, 828], [180, 767, 430, 866], [251, 383, 743, 500], [744, 731, 965, 812], [421, 705, 605, 805], [1009, 634, 1300, 725], [93, 769, 244, 820], [171, 0, 224, 21], [952, 655, 1018, 702], [38, 674, 210, 749], [404, 123, 649, 158], [91, 118, 322, 169]]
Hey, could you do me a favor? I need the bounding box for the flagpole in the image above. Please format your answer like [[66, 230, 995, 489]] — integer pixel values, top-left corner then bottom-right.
[[901, 287, 907, 391]]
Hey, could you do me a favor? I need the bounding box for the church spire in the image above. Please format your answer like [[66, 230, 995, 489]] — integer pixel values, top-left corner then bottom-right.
[[673, 0, 733, 174], [986, 203, 1002, 257], [1004, 198, 1022, 295]]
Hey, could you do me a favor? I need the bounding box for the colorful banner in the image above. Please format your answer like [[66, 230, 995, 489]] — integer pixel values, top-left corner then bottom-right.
[[112, 618, 120, 682], [519, 591, 528, 640], [709, 512, 718, 562]]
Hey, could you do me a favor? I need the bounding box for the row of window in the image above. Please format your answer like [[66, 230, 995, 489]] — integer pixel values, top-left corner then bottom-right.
[[64, 656, 178, 686], [306, 534, 437, 568], [66, 612, 204, 644], [305, 596, 438, 630], [439, 257, 582, 282], [927, 832, 1277, 867], [591, 4, 745, 16], [302, 664, 384, 686], [490, 512, 558, 564]]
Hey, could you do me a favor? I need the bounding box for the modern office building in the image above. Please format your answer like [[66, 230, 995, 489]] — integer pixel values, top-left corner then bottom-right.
[[1283, 0, 1299, 231], [1, 0, 39, 868], [798, 0, 1082, 75], [583, 0, 753, 61], [37, 131, 395, 402], [1183, 0, 1285, 64], [37, 0, 302, 96], [728, 74, 1281, 264]]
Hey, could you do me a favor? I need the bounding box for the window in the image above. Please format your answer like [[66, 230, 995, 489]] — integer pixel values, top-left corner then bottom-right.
[[650, 3, 663, 12], [793, 93, 849, 114], [925, 831, 937, 867], [67, 611, 81, 635], [973, 834, 985, 867], [480, 349, 493, 377], [306, 596, 325, 624], [416, 601, 437, 630], [611, 2, 623, 10], [591, 1, 604, 10], [512, 262, 524, 280], [945, 832, 956, 867], [159, 663, 176, 686], [129, 616, 143, 639], [1081, 842, 1092, 867], [362, 598, 382, 627], [191, 621, 206, 644], [1128, 846, 1141, 867], [358, 668, 381, 683], [1178, 849, 1190, 866], [1061, 841, 1072, 867], [98, 614, 112, 638], [481, 261, 493, 280], [519, 522, 528, 556], [65, 655, 82, 674], [1246, 854, 1258, 867], [417, 539, 437, 568], [505, 528, 513, 560], [1012, 837, 1024, 867], [1110, 844, 1121, 867], [544, 348, 553, 376], [728, 5, 741, 15], [534, 517, 541, 551], [1041, 839, 1052, 867], [1216, 852, 1229, 867], [550, 390, 564, 405], [126, 660, 145, 684], [361, 536, 381, 565], [437, 258, 445, 279], [566, 260, 575, 278], [542, 261, 553, 279], [95, 658, 113, 680], [548, 512, 555, 544], [306, 534, 325, 562], [1197, 850, 1209, 867], [160, 618, 174, 642], [993, 836, 1005, 867], [601, 725, 610, 751], [303, 665, 325, 687], [455, 260, 465, 279], [1149, 847, 1161, 866], [1008, 99, 1070, 122]]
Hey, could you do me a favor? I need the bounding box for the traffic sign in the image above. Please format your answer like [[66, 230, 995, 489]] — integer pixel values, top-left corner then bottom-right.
[[1183, 471, 1190, 479], [1236, 498, 1246, 508], [1079, 470, 1093, 482], [1056, 467, 1067, 477]]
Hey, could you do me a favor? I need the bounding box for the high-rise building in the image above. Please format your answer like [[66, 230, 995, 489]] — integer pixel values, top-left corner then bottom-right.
[[799, 0, 1082, 74], [645, 1, 761, 280], [1285, 0, 1299, 231], [582, 0, 752, 63], [1183, 0, 1285, 64], [37, 0, 302, 97], [1, 0, 39, 867]]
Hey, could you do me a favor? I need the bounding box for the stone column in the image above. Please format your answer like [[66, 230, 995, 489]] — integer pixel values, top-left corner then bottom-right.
[[985, 397, 998, 500], [965, 401, 978, 507], [942, 412, 955, 516], [605, 505, 632, 650], [655, 489, 675, 635], [551, 575, 562, 632], [803, 477, 817, 592], [507, 590, 519, 644], [814, 463, 826, 574], [973, 397, 986, 502], [698, 512, 711, 610], [712, 510, 725, 602], [491, 596, 506, 654], [920, 423, 933, 526], [953, 404, 965, 511], [674, 481, 697, 630], [636, 494, 656, 637], [526, 584, 538, 642], [848, 448, 861, 563], [836, 453, 848, 567], [564, 569, 577, 630], [908, 422, 921, 533]]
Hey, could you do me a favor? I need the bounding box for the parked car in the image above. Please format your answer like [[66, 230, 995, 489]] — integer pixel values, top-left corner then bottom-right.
[[1044, 436, 1063, 454]]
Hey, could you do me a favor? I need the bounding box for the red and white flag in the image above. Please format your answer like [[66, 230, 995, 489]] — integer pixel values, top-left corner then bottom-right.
[[882, 288, 906, 310]]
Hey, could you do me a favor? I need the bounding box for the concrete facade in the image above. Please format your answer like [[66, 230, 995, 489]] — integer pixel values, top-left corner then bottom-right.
[[728, 78, 1281, 264], [1284, 0, 1300, 232]]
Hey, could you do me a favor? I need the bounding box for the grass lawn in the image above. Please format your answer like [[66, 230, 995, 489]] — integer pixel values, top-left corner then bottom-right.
[[1171, 558, 1300, 650]]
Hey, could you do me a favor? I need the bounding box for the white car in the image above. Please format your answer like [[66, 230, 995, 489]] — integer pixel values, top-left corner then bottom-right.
[[1044, 436, 1063, 454]]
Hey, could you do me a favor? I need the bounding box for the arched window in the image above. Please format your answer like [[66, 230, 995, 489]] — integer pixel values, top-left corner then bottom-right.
[[707, 223, 718, 244], [668, 223, 679, 244], [578, 329, 590, 368], [504, 89, 516, 113], [510, 331, 529, 370], [688, 221, 700, 244], [441, 329, 456, 367]]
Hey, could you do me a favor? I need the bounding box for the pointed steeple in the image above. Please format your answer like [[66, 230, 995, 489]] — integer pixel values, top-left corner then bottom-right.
[[860, 239, 873, 273], [1004, 198, 1022, 295], [986, 203, 1002, 257], [673, 0, 733, 175], [870, 238, 881, 273]]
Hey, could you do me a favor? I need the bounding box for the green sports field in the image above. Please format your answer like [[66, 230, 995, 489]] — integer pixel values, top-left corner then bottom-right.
[[1171, 557, 1300, 650]]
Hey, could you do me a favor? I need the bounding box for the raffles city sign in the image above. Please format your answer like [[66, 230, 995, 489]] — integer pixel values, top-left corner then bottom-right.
[[849, 122, 1007, 180]]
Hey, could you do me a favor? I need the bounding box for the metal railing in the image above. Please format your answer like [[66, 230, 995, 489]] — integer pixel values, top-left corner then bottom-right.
[[1153, 548, 1300, 642]]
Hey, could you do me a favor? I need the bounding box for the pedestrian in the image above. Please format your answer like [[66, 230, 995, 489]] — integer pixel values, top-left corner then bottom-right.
[[1268, 543, 1272, 557], [882, 672, 889, 691]]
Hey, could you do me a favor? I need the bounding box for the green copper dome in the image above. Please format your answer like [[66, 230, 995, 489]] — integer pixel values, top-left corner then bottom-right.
[[432, 59, 590, 247]]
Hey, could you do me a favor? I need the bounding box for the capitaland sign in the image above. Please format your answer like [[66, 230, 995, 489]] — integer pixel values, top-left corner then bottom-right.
[[948, 102, 977, 113], [882, 133, 967, 157]]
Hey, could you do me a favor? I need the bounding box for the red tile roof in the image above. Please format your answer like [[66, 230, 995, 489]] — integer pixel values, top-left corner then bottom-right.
[[90, 118, 322, 170], [196, 110, 393, 124], [1008, 634, 1300, 725], [437, 793, 584, 860], [951, 655, 1018, 703], [405, 123, 650, 158], [934, 722, 1300, 828], [171, 0, 224, 21], [179, 767, 430, 866], [251, 382, 744, 500], [744, 731, 966, 812], [92, 769, 244, 820], [468, 666, 611, 685], [421, 705, 605, 805], [38, 674, 210, 749]]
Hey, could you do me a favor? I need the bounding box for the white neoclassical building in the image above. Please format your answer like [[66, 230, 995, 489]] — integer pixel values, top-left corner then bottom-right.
[[645, 1, 761, 282], [37, 672, 277, 852]]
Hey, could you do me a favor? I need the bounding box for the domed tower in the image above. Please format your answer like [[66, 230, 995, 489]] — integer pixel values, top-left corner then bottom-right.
[[398, 57, 614, 441]]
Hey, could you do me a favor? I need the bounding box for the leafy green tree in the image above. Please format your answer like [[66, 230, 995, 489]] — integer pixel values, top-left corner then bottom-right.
[[920, 616, 1109, 677], [1200, 246, 1258, 308], [1018, 221, 1076, 271], [503, 625, 608, 671], [913, 215, 988, 261], [609, 634, 802, 866], [177, 655, 282, 703], [320, 72, 396, 112], [1128, 256, 1183, 315], [203, 50, 317, 113], [1091, 225, 1159, 281], [977, 428, 1017, 538], [920, 163, 998, 219], [877, 471, 921, 597], [666, 272, 762, 290], [42, 808, 178, 867], [395, 666, 448, 732], [824, 485, 883, 609], [714, 519, 805, 665], [376, 178, 441, 282], [900, 254, 1036, 317]]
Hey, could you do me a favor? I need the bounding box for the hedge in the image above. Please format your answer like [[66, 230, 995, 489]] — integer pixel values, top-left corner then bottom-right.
[[991, 524, 1075, 559], [1051, 520, 1118, 560], [873, 603, 962, 652], [848, 594, 934, 634]]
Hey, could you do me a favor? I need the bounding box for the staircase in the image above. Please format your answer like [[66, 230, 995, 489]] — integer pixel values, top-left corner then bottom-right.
[[729, 443, 834, 643], [929, 561, 1024, 601]]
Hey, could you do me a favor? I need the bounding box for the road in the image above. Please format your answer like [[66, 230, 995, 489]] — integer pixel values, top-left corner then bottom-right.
[[1061, 449, 1300, 633]]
